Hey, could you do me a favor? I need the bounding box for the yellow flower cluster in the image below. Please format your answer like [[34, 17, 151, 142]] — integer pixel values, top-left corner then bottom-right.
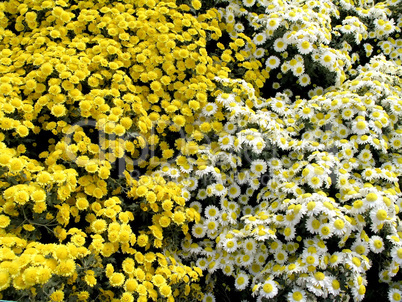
[[0, 0, 230, 300], [125, 173, 200, 240], [0, 233, 89, 293]]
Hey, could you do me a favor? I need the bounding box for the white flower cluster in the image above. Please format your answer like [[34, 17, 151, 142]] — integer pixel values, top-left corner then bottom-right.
[[160, 54, 402, 301], [217, 0, 400, 95]]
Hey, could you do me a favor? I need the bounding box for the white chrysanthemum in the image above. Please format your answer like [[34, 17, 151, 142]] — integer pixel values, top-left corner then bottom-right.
[[222, 264, 234, 276], [202, 244, 215, 257], [390, 136, 402, 149], [196, 189, 207, 200], [298, 74, 311, 87], [307, 175, 323, 189], [271, 99, 287, 114], [192, 223, 206, 238], [351, 284, 366, 302], [297, 40, 313, 55], [266, 18, 280, 31], [249, 263, 262, 276], [340, 23, 355, 34], [389, 261, 400, 277], [314, 86, 324, 95], [369, 206, 388, 226], [391, 246, 402, 265], [254, 48, 265, 58], [243, 238, 257, 255], [234, 23, 245, 32], [397, 198, 402, 212], [243, 0, 256, 7], [225, 12, 235, 23], [250, 159, 267, 175], [320, 51, 336, 68], [265, 55, 280, 69], [281, 62, 292, 77], [202, 103, 218, 116], [258, 279, 279, 299], [216, 92, 236, 106], [351, 240, 369, 256], [369, 235, 385, 253], [285, 262, 301, 275], [207, 229, 218, 240], [251, 138, 265, 154], [308, 271, 332, 289], [181, 189, 191, 201], [183, 177, 198, 191], [273, 38, 287, 52], [253, 32, 267, 45], [202, 293, 216, 302], [227, 184, 241, 199], [388, 288, 402, 302], [299, 106, 314, 119], [292, 62, 305, 76], [269, 158, 282, 169], [287, 287, 308, 302], [214, 183, 227, 197], [196, 257, 208, 270], [303, 251, 319, 267], [274, 250, 288, 264], [379, 269, 392, 283], [280, 89, 292, 99], [237, 170, 249, 185], [219, 135, 234, 150], [254, 252, 268, 265], [177, 161, 194, 176], [224, 122, 237, 134], [341, 108, 355, 120], [223, 238, 238, 253], [331, 218, 349, 236], [206, 185, 215, 197], [249, 177, 260, 190], [327, 276, 341, 296], [238, 253, 254, 267], [305, 216, 321, 234], [283, 226, 296, 240], [285, 9, 301, 22], [328, 252, 343, 267], [205, 219, 218, 233], [167, 167, 180, 178], [364, 192, 383, 208], [227, 201, 239, 212], [335, 124, 350, 138], [205, 205, 220, 220], [234, 271, 250, 290], [358, 149, 372, 162], [207, 259, 220, 274], [363, 43, 373, 55], [318, 223, 333, 239], [253, 225, 275, 240]]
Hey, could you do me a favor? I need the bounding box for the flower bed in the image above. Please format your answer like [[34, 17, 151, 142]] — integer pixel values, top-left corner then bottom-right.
[[0, 0, 401, 301]]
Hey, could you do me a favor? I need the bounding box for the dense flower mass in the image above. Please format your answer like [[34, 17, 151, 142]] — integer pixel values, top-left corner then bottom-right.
[[0, 0, 401, 301]]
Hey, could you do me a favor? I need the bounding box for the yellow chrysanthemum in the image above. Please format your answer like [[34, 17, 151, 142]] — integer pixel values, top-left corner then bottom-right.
[[109, 272, 125, 287], [50, 290, 64, 302]]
